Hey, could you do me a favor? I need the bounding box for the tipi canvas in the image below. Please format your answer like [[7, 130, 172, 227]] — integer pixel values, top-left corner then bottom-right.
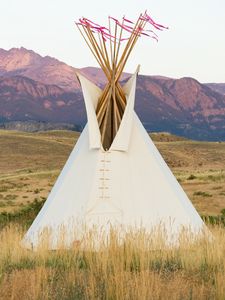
[[22, 69, 205, 249], [23, 12, 206, 249]]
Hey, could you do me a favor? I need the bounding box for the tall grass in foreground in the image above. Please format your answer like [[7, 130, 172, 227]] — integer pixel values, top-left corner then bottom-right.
[[0, 226, 224, 300]]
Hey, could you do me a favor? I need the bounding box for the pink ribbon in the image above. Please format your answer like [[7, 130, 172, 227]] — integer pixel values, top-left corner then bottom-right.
[[76, 13, 165, 43], [123, 17, 134, 24], [77, 18, 112, 42], [84, 18, 109, 31], [140, 13, 168, 30], [108, 16, 119, 24]]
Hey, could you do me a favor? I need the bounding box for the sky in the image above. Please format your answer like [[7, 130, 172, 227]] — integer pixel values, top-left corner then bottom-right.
[[0, 0, 225, 83]]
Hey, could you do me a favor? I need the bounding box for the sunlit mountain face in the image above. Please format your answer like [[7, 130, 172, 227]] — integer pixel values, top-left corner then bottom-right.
[[0, 47, 225, 141]]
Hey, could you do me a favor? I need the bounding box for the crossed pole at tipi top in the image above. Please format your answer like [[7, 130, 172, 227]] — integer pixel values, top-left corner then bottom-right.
[[75, 11, 168, 150]]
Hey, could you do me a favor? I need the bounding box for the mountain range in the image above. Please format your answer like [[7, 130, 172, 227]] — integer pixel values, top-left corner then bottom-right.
[[0, 47, 225, 141]]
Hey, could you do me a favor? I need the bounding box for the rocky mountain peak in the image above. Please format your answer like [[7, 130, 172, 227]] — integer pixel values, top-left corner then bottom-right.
[[0, 47, 225, 141]]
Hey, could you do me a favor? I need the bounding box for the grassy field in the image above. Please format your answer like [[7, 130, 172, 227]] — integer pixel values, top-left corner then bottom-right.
[[0, 129, 225, 299], [0, 130, 224, 216], [0, 225, 225, 300]]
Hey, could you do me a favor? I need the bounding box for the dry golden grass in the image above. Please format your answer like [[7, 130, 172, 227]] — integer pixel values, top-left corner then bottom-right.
[[0, 130, 225, 299], [0, 225, 224, 300], [0, 130, 79, 212]]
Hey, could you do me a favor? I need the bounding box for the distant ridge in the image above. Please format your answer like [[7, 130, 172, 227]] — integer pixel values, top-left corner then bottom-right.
[[0, 120, 81, 132], [206, 83, 225, 95], [0, 47, 225, 141]]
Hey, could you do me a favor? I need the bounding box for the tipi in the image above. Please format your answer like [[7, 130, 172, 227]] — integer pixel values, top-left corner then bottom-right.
[[22, 13, 205, 249]]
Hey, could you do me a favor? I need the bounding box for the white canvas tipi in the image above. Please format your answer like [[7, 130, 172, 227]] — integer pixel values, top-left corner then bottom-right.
[[22, 69, 205, 249]]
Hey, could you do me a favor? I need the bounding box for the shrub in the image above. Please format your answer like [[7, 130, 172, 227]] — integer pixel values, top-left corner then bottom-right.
[[0, 199, 45, 229], [202, 214, 225, 226], [5, 194, 18, 201], [193, 191, 212, 197], [207, 174, 225, 182], [187, 174, 197, 180]]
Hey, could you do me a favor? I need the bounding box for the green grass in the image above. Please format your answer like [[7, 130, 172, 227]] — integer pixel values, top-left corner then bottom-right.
[[0, 199, 45, 229], [193, 191, 212, 197]]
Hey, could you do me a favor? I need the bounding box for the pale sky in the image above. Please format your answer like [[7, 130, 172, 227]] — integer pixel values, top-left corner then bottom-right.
[[0, 0, 225, 83]]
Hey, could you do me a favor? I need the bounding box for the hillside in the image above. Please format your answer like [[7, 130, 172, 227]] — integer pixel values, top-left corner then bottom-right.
[[1, 47, 225, 140], [0, 130, 224, 216], [206, 83, 225, 95]]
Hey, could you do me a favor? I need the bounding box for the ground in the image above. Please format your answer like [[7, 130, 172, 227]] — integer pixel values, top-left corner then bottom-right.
[[0, 130, 225, 300], [0, 130, 224, 216]]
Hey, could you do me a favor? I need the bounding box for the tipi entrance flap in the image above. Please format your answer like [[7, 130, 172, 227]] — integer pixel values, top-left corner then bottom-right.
[[76, 72, 102, 150]]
